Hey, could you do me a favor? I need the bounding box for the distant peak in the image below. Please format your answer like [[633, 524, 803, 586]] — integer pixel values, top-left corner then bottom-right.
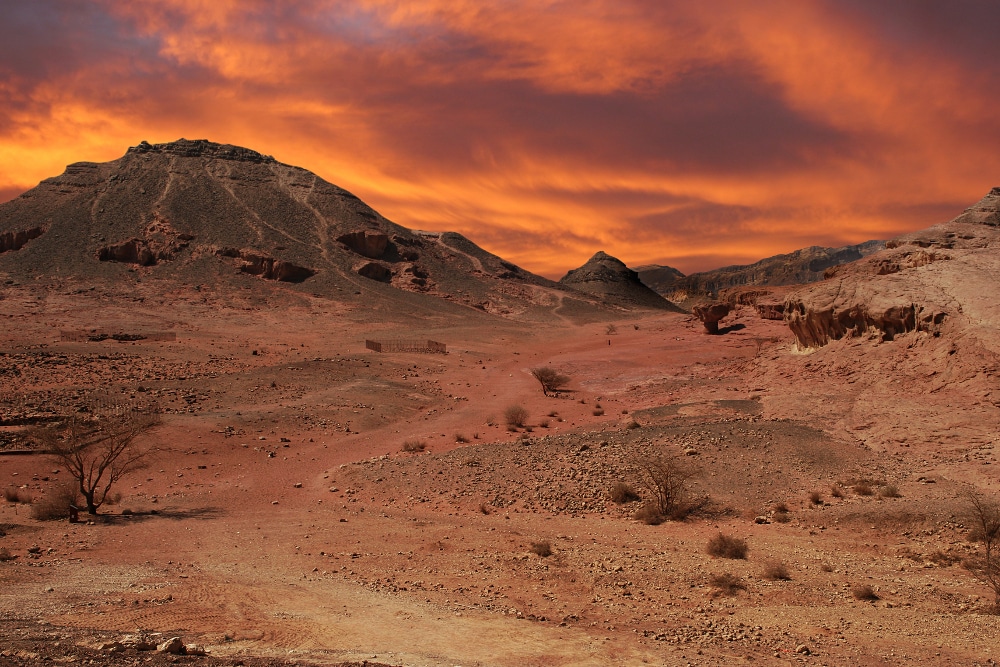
[[127, 139, 275, 164]]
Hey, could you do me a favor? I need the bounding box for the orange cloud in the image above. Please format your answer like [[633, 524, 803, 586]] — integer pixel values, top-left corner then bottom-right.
[[1, 1, 998, 278]]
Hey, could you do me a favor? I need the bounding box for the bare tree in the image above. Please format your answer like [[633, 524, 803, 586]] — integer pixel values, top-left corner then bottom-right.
[[965, 491, 1000, 611], [635, 452, 698, 522], [32, 405, 161, 515], [529, 367, 570, 396]]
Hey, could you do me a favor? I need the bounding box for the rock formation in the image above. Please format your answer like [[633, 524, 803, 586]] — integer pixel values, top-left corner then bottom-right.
[[693, 302, 731, 334], [783, 187, 1000, 349], [559, 251, 682, 311]]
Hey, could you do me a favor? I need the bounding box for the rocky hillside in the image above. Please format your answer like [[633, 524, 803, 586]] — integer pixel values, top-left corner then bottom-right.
[[0, 139, 640, 320], [559, 251, 682, 311], [636, 241, 884, 298], [783, 188, 1000, 350]]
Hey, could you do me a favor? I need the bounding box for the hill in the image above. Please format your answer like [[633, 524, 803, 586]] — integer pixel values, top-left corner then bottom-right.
[[0, 139, 644, 322]]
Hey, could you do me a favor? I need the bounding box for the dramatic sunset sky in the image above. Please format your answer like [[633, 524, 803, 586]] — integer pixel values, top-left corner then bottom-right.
[[2, 1, 999, 277]]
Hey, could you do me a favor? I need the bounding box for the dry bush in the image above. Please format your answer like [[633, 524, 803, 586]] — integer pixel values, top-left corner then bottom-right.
[[762, 560, 792, 581], [592, 408, 604, 416], [3, 487, 31, 504], [808, 491, 823, 505], [625, 419, 641, 429], [851, 584, 879, 601], [31, 485, 80, 522], [707, 533, 748, 559], [30, 405, 160, 515], [547, 410, 559, 418], [830, 484, 844, 498], [530, 368, 570, 396], [530, 541, 552, 557], [853, 482, 874, 496], [538, 419, 549, 428], [478, 502, 491, 515], [820, 563, 834, 572], [635, 452, 697, 522], [964, 491, 1000, 610], [608, 482, 640, 504], [773, 508, 791, 523], [709, 573, 746, 596], [455, 433, 469, 443], [401, 439, 426, 453], [633, 503, 665, 525], [880, 484, 901, 498], [504, 405, 528, 428], [485, 415, 496, 427], [0, 547, 15, 562]]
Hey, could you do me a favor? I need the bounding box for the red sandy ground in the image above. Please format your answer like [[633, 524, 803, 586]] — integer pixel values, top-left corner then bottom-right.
[[2, 285, 999, 666]]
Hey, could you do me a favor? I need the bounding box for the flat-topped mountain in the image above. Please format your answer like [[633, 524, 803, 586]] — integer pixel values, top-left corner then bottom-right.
[[559, 251, 682, 311], [636, 241, 885, 299], [0, 139, 660, 320]]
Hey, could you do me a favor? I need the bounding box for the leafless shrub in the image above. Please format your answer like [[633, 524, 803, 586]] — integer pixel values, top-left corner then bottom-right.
[[709, 573, 745, 596], [455, 433, 469, 443], [808, 491, 823, 505], [964, 491, 1000, 611], [504, 405, 528, 428], [762, 560, 792, 581], [706, 533, 748, 559], [625, 420, 641, 429], [30, 406, 160, 515], [592, 408, 604, 416], [634, 452, 697, 522], [830, 484, 844, 498], [880, 484, 901, 498], [851, 584, 879, 601], [820, 563, 834, 572], [0, 548, 15, 562], [31, 485, 80, 522], [479, 502, 491, 515], [530, 368, 570, 396], [401, 439, 427, 453], [773, 509, 791, 523], [538, 419, 549, 428], [608, 482, 641, 504], [605, 324, 617, 335], [530, 541, 552, 557], [485, 415, 496, 426], [548, 411, 559, 418]]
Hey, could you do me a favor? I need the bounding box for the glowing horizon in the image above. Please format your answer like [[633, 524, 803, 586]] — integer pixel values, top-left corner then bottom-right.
[[2, 1, 998, 279]]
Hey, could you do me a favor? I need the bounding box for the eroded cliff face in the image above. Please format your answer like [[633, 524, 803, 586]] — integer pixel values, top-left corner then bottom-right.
[[783, 188, 1000, 349]]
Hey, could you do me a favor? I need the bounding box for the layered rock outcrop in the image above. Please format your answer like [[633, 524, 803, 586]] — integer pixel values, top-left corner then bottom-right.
[[784, 188, 1000, 349]]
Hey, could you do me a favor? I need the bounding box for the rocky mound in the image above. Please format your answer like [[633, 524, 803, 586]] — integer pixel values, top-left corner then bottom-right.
[[559, 251, 682, 311], [637, 241, 884, 299], [0, 139, 619, 321]]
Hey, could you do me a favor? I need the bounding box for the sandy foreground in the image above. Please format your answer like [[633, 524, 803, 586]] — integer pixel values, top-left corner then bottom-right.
[[2, 285, 999, 666]]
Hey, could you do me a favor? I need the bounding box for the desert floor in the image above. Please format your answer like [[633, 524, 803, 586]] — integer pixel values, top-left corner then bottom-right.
[[2, 284, 999, 666]]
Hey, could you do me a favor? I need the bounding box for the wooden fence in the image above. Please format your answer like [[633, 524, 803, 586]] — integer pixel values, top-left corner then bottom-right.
[[365, 339, 446, 353]]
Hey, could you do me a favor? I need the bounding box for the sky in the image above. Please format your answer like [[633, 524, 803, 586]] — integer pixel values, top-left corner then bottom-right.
[[2, 1, 999, 278]]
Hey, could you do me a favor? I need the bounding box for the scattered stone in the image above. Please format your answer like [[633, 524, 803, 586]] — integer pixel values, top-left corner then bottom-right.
[[157, 637, 185, 654]]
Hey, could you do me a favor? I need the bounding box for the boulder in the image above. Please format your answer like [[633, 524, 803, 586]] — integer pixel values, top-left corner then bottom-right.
[[156, 637, 185, 654]]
